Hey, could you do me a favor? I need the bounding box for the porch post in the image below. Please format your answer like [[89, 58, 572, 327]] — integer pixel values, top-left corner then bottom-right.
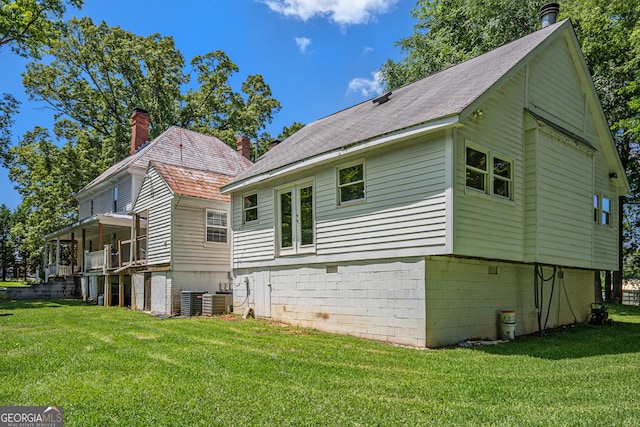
[[81, 228, 86, 272], [70, 232, 75, 274], [119, 273, 125, 307], [105, 274, 111, 306], [130, 215, 136, 264], [43, 241, 48, 283], [55, 237, 61, 273]]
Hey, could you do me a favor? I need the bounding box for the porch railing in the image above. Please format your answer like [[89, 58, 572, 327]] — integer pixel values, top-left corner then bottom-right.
[[85, 249, 107, 271], [119, 235, 147, 266], [48, 264, 72, 277]]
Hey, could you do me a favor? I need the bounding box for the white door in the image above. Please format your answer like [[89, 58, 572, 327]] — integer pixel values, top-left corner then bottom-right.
[[253, 270, 271, 318]]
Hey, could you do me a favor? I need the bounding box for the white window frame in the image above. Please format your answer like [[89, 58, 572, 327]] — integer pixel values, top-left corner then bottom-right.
[[465, 142, 513, 201], [492, 154, 513, 200], [242, 192, 259, 225], [594, 194, 612, 226], [465, 143, 489, 194], [336, 160, 366, 206], [276, 180, 315, 256], [205, 209, 228, 243]]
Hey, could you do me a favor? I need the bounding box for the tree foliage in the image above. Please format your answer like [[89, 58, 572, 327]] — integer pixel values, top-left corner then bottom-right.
[[6, 17, 283, 268], [380, 0, 543, 90], [0, 92, 19, 166], [0, 0, 83, 57], [0, 203, 15, 281]]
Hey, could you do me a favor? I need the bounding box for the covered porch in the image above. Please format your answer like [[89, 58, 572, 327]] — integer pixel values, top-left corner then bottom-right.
[[42, 213, 148, 307]]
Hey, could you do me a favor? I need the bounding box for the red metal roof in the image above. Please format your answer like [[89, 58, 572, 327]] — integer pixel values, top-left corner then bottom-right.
[[150, 161, 232, 202]]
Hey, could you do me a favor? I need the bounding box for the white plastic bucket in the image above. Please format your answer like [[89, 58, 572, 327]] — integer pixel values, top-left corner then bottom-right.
[[500, 310, 516, 340]]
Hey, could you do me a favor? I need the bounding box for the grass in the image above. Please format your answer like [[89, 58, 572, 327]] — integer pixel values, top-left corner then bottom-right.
[[1, 300, 640, 426], [0, 280, 29, 287]]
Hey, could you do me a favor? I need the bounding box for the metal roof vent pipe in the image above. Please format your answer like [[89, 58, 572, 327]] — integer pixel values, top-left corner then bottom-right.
[[539, 3, 560, 28]]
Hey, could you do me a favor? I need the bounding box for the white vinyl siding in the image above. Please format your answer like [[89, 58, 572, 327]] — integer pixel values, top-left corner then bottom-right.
[[524, 128, 594, 267], [132, 167, 172, 265], [173, 202, 231, 272], [528, 36, 586, 137], [231, 133, 448, 266], [77, 175, 134, 218], [454, 70, 526, 260]]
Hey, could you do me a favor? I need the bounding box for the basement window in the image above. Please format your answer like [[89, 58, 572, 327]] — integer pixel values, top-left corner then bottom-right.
[[206, 209, 228, 243]]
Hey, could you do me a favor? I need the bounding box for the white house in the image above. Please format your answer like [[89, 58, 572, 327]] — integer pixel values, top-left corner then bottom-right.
[[43, 109, 252, 314], [221, 18, 629, 347]]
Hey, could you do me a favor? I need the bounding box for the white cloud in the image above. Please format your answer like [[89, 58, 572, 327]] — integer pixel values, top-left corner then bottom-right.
[[347, 70, 384, 97], [295, 37, 312, 53], [261, 0, 400, 26]]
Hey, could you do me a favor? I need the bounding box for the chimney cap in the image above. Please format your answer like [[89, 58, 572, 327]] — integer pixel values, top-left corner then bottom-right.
[[539, 3, 560, 28], [132, 108, 149, 116]]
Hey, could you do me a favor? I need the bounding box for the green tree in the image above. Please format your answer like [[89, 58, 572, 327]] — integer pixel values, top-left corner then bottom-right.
[[20, 18, 282, 168], [7, 17, 284, 264], [7, 127, 89, 268], [0, 203, 14, 281], [0, 93, 19, 166], [381, 0, 640, 303], [0, 0, 83, 57]]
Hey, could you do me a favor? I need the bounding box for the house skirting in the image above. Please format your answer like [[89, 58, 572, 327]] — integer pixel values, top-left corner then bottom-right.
[[233, 256, 593, 348]]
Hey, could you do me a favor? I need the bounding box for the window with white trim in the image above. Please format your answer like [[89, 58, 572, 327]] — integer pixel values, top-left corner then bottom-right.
[[594, 194, 612, 226], [337, 162, 365, 205], [466, 146, 488, 192], [206, 209, 228, 243], [243, 193, 258, 224], [493, 156, 512, 199], [277, 181, 314, 255], [465, 143, 513, 199]]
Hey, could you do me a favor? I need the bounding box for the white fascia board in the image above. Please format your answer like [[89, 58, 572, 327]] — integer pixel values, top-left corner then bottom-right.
[[222, 115, 460, 194]]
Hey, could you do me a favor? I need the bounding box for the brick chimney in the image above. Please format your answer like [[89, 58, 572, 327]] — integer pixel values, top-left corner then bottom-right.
[[130, 108, 150, 156], [236, 136, 251, 160]]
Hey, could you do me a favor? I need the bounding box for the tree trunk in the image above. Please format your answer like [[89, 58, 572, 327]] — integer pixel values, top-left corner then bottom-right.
[[604, 270, 613, 302], [594, 271, 603, 303]]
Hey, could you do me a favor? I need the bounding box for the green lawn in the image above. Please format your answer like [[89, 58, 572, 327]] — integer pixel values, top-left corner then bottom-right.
[[0, 280, 29, 287], [1, 300, 640, 426]]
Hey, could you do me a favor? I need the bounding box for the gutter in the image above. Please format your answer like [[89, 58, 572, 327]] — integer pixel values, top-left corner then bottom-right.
[[222, 115, 460, 194]]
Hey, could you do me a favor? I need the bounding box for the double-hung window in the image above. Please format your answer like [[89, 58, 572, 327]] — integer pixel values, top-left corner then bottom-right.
[[594, 194, 612, 226], [337, 162, 365, 205], [243, 193, 258, 224], [206, 209, 228, 243], [465, 143, 513, 200], [276, 181, 314, 255]]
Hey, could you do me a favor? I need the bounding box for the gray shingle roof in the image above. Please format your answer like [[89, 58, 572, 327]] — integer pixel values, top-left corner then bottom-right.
[[226, 20, 568, 189], [77, 126, 252, 196]]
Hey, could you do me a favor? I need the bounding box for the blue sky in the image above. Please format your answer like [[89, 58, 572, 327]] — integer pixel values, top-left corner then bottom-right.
[[0, 0, 416, 210]]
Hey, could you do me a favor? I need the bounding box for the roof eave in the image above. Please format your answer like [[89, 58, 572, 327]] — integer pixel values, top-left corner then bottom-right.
[[222, 115, 460, 194]]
